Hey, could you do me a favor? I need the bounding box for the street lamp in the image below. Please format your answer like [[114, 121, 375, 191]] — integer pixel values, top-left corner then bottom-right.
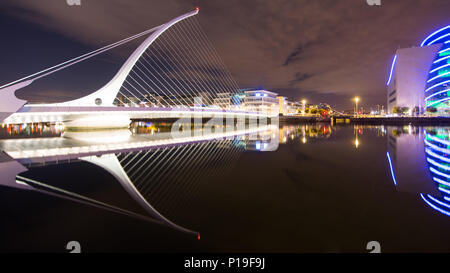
[[354, 97, 360, 117], [301, 99, 307, 116]]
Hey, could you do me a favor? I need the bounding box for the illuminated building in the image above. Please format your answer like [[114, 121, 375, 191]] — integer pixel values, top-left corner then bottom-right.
[[242, 88, 278, 114], [277, 96, 300, 115], [387, 25, 450, 115], [287, 101, 301, 115], [277, 96, 287, 114]]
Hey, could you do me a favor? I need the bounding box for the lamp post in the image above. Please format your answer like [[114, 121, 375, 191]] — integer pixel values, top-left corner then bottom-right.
[[302, 99, 307, 116], [354, 97, 360, 117]]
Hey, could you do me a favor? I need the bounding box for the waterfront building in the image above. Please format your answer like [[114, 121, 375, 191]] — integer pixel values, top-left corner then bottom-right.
[[277, 96, 301, 115], [242, 88, 279, 114], [277, 96, 287, 114], [387, 25, 450, 115], [287, 101, 301, 115], [231, 92, 246, 107]]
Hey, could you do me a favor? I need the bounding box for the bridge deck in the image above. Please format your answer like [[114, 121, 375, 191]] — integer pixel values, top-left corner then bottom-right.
[[3, 105, 277, 126]]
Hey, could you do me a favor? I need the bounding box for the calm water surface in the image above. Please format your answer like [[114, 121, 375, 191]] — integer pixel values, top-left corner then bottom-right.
[[0, 122, 449, 252]]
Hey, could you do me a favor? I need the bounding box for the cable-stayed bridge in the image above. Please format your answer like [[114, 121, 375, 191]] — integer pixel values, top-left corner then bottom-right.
[[0, 8, 278, 128]]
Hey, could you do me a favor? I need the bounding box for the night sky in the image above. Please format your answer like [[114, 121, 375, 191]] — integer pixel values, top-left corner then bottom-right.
[[2, 0, 450, 110]]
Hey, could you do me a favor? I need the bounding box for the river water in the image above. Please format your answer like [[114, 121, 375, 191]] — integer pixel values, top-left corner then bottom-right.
[[0, 122, 449, 252]]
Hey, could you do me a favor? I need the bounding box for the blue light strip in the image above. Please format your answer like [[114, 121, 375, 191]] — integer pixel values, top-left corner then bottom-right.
[[425, 79, 450, 92], [439, 187, 450, 194], [427, 158, 450, 171], [425, 148, 450, 163], [427, 71, 450, 83], [430, 167, 450, 179], [386, 152, 398, 186], [424, 139, 450, 153], [426, 133, 450, 146], [433, 55, 450, 64], [445, 196, 450, 201], [432, 177, 450, 187], [429, 63, 450, 74], [425, 97, 450, 108], [421, 25, 450, 46], [386, 55, 397, 86], [426, 33, 450, 46], [439, 47, 450, 54], [428, 194, 450, 210], [425, 88, 450, 101], [420, 193, 450, 216]]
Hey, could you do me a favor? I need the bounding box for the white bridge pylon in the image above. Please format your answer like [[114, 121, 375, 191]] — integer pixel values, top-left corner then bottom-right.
[[59, 9, 199, 107]]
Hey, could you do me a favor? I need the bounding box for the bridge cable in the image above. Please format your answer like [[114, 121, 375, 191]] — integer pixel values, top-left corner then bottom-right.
[[0, 25, 162, 89]]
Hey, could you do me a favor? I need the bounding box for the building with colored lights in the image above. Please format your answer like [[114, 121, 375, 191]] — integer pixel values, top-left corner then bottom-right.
[[387, 25, 450, 115]]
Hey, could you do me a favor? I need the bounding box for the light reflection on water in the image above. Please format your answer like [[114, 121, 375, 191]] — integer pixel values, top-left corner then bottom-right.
[[1, 122, 450, 252], [0, 123, 64, 138], [421, 127, 450, 216], [383, 125, 450, 217]]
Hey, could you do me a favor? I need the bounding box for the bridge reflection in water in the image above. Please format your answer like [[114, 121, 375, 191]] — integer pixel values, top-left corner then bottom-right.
[[0, 122, 280, 238]]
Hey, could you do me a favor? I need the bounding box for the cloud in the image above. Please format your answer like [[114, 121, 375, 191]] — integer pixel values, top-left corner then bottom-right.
[[283, 41, 316, 67], [289, 72, 314, 86]]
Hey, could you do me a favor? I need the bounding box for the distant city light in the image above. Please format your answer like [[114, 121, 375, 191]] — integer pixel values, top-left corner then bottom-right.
[[354, 97, 360, 117]]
